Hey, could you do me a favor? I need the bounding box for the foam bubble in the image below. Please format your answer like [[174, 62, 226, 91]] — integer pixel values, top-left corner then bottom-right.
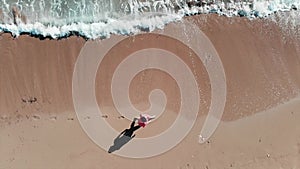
[[0, 0, 299, 39]]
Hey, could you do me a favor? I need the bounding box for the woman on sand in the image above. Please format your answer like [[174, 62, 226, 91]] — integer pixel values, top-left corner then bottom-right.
[[135, 114, 155, 128]]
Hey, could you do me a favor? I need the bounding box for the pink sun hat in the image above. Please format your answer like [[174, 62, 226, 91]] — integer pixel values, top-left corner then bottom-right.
[[137, 114, 155, 128]]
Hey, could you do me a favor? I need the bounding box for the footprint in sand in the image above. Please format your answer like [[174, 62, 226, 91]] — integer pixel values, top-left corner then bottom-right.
[[49, 116, 57, 121], [118, 116, 125, 119], [101, 115, 108, 118], [32, 115, 41, 120], [67, 117, 74, 121]]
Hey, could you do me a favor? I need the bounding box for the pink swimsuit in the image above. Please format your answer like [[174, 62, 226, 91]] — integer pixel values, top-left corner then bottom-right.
[[137, 114, 155, 128]]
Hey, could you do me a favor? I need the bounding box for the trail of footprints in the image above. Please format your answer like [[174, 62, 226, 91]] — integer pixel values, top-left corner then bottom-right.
[[1, 96, 143, 127], [1, 113, 128, 127]]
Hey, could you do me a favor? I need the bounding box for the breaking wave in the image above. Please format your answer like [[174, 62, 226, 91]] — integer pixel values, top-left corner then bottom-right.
[[0, 0, 299, 39]]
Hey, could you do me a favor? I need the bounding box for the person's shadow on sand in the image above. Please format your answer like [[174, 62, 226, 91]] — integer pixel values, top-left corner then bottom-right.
[[108, 118, 140, 153]]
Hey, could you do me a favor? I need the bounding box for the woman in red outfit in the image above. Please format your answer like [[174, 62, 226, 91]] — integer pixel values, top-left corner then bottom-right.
[[135, 114, 155, 128]]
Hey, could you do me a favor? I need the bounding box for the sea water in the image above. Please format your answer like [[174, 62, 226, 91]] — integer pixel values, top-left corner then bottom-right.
[[0, 0, 299, 39]]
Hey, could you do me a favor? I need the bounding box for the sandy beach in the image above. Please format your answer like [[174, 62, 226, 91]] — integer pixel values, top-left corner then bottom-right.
[[0, 14, 300, 168]]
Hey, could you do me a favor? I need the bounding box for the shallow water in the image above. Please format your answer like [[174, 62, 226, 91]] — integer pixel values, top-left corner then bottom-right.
[[0, 0, 299, 39]]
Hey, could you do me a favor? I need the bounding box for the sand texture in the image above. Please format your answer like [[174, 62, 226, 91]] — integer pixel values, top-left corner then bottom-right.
[[0, 15, 300, 169]]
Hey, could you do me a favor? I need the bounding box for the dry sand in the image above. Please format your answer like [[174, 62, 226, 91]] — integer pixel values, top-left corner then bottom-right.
[[0, 15, 300, 168], [1, 95, 299, 169]]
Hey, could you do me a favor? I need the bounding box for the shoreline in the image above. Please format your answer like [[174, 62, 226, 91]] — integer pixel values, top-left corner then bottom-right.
[[1, 10, 299, 40], [0, 15, 299, 120], [0, 14, 299, 168]]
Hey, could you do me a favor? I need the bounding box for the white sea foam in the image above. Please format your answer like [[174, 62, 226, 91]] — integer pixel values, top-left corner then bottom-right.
[[0, 13, 182, 39], [0, 0, 299, 39]]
